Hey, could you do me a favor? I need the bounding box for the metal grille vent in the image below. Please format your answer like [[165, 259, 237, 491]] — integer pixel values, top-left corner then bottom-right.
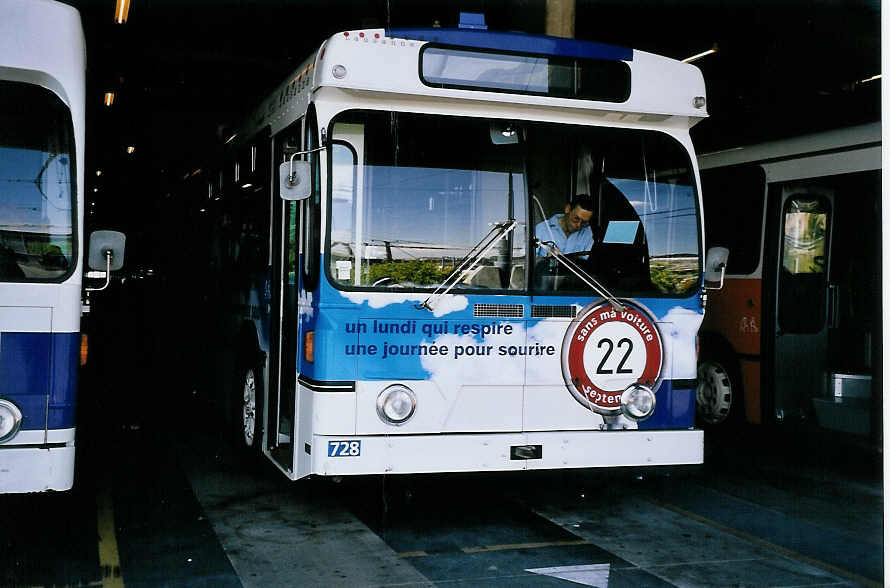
[[531, 305, 577, 318], [474, 304, 523, 318]]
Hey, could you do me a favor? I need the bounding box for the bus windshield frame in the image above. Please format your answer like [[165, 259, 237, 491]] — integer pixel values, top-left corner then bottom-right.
[[324, 110, 701, 299], [0, 80, 77, 284]]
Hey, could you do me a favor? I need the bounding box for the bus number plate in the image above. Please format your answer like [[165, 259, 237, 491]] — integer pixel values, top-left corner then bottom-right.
[[328, 440, 361, 457]]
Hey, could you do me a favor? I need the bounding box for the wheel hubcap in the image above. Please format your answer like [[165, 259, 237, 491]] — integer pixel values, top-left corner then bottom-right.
[[696, 360, 732, 425]]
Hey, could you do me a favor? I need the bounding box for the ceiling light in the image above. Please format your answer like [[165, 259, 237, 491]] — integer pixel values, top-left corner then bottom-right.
[[104, 92, 115, 106], [114, 0, 130, 24], [683, 44, 718, 64]]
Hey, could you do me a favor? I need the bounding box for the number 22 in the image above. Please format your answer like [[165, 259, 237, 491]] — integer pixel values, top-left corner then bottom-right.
[[596, 338, 633, 374]]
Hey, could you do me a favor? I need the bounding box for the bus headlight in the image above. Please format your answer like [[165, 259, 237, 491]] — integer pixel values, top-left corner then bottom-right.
[[376, 385, 416, 425], [620, 384, 656, 421], [0, 399, 23, 443]]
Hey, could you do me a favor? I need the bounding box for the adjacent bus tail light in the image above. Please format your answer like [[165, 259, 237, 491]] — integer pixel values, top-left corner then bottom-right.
[[620, 384, 656, 421], [0, 399, 23, 443], [304, 331, 315, 363], [80, 334, 89, 366], [376, 385, 417, 425]]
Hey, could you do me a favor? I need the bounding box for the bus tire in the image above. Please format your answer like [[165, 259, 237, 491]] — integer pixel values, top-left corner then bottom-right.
[[696, 352, 742, 428], [236, 361, 264, 453]]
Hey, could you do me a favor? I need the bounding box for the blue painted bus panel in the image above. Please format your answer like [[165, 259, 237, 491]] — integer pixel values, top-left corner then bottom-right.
[[48, 333, 78, 429], [304, 270, 702, 430], [0, 332, 78, 430]]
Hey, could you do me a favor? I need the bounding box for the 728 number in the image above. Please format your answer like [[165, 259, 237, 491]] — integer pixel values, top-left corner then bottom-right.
[[328, 440, 361, 457]]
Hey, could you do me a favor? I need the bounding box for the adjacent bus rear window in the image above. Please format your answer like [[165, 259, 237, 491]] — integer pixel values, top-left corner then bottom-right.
[[421, 46, 630, 102]]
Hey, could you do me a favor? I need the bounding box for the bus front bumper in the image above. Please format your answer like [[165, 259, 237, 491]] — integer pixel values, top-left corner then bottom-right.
[[0, 429, 75, 493], [309, 429, 703, 477]]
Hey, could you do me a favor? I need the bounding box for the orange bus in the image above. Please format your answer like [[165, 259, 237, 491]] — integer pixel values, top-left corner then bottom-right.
[[696, 123, 880, 441]]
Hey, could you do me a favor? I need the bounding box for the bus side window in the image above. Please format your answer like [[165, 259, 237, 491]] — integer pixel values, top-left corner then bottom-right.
[[778, 195, 831, 334], [329, 141, 358, 285], [701, 165, 766, 275]]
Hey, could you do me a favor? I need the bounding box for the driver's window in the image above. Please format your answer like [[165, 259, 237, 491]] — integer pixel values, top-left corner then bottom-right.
[[330, 141, 358, 284]]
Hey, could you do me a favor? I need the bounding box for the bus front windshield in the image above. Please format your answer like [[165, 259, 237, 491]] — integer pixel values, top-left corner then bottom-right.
[[327, 111, 700, 297], [0, 81, 75, 282]]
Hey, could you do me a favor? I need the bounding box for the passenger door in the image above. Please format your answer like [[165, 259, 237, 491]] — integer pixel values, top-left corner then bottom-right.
[[772, 184, 833, 420], [266, 120, 303, 473]]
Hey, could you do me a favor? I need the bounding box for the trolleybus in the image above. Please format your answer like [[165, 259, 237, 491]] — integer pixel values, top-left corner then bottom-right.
[[696, 123, 881, 441], [0, 0, 124, 492], [202, 15, 716, 479]]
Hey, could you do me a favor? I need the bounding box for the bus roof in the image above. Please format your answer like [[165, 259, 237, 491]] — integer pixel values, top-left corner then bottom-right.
[[699, 122, 881, 170], [0, 0, 85, 109], [241, 27, 707, 139]]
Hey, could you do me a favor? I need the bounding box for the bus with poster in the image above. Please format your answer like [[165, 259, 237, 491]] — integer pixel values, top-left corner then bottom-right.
[[0, 0, 125, 492], [198, 13, 716, 479], [695, 123, 881, 441]]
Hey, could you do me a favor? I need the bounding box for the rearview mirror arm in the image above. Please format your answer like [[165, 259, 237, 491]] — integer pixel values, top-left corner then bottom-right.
[[85, 250, 113, 292]]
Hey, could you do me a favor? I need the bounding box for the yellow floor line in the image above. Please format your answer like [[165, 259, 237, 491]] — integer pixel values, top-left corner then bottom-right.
[[397, 551, 430, 558], [96, 481, 124, 587], [462, 538, 590, 553]]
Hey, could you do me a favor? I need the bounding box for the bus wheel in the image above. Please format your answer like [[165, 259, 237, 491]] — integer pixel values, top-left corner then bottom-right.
[[696, 359, 736, 426], [237, 364, 263, 451]]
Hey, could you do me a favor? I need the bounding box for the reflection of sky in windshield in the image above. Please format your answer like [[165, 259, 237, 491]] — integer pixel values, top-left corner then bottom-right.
[[0, 146, 71, 234], [610, 178, 698, 257], [332, 163, 523, 251], [366, 166, 513, 247]]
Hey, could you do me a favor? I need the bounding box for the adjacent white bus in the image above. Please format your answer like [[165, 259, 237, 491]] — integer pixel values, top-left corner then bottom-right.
[[0, 0, 124, 492]]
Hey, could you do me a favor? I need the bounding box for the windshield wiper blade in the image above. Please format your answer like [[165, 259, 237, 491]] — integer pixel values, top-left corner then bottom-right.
[[417, 220, 517, 312], [536, 239, 626, 313]]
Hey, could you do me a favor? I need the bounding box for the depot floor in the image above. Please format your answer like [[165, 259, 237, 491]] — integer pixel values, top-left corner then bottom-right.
[[0, 399, 882, 587]]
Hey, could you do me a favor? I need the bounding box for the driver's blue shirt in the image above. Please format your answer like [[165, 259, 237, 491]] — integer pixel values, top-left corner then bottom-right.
[[535, 214, 594, 256]]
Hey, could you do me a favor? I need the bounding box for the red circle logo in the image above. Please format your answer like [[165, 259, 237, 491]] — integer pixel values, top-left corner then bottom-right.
[[561, 302, 663, 414]]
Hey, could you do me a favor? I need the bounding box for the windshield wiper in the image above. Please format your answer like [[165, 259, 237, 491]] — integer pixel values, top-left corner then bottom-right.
[[417, 220, 517, 312], [536, 239, 626, 313]]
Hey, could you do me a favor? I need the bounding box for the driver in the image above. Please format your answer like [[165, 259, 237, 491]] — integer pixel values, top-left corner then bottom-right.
[[535, 193, 595, 257]]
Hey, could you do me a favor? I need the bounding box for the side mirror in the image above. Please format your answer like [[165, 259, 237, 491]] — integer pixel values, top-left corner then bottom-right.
[[88, 230, 126, 271], [704, 246, 729, 290], [86, 230, 126, 292], [279, 160, 312, 201]]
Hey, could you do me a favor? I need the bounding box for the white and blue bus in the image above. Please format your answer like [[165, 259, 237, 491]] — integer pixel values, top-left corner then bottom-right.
[[0, 0, 124, 493], [203, 15, 716, 479]]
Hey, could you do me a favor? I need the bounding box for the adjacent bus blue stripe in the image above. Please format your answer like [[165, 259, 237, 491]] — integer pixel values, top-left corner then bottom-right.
[[0, 332, 78, 430]]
